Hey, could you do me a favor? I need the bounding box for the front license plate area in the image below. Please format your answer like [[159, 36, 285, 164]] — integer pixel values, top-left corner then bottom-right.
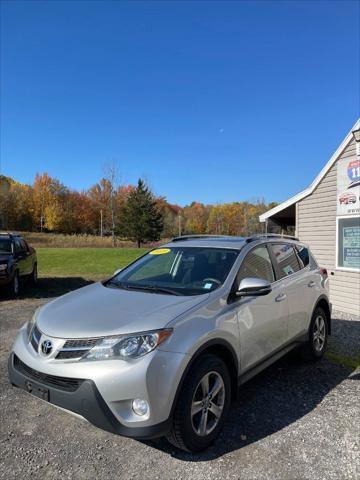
[[25, 380, 50, 401]]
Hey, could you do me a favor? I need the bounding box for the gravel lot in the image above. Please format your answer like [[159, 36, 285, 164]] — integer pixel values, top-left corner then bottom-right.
[[1, 278, 359, 480]]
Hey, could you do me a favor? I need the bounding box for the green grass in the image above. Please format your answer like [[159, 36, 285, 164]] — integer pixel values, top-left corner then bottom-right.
[[37, 247, 148, 278], [325, 351, 360, 369]]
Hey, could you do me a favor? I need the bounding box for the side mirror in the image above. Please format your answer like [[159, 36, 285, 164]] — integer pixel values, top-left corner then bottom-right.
[[113, 268, 122, 276], [236, 277, 272, 297]]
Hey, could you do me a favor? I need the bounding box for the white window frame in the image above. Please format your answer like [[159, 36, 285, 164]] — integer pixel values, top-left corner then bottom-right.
[[335, 215, 360, 272]]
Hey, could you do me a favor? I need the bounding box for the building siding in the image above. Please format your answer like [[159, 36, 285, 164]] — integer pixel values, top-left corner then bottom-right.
[[296, 139, 360, 316]]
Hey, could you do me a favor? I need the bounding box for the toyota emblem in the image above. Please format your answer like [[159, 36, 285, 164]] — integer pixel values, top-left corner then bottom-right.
[[40, 339, 53, 356]]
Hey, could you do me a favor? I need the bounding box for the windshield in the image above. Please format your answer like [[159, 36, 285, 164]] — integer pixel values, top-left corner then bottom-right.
[[107, 247, 239, 296], [0, 238, 12, 254]]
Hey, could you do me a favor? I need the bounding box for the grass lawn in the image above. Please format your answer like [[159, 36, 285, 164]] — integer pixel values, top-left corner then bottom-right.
[[37, 247, 148, 278]]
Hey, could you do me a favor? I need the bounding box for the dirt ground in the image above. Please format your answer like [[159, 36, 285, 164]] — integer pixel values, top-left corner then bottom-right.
[[1, 279, 359, 480]]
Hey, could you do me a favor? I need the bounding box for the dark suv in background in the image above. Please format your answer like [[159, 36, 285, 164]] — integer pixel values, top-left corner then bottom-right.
[[0, 233, 37, 297]]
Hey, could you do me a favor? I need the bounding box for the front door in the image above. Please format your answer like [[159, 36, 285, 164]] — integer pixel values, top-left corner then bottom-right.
[[235, 245, 289, 372], [14, 238, 31, 276]]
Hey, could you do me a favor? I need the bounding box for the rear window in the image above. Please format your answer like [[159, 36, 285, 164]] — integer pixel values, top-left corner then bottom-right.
[[270, 243, 300, 278], [295, 245, 310, 269]]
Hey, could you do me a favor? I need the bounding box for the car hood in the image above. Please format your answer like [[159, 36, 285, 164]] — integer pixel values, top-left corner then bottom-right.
[[36, 282, 209, 338], [0, 254, 10, 263]]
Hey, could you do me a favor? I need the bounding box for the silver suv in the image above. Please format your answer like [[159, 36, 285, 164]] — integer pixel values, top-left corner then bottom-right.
[[8, 235, 331, 452]]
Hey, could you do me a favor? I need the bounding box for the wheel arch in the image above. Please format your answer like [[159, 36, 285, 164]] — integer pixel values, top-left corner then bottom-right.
[[169, 339, 239, 418], [313, 295, 331, 335]]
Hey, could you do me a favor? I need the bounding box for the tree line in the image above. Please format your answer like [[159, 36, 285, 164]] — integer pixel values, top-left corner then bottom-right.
[[0, 173, 277, 246]]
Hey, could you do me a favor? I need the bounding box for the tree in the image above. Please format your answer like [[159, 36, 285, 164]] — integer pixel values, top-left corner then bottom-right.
[[182, 202, 209, 234], [103, 162, 120, 246], [88, 177, 115, 238], [33, 173, 67, 231], [0, 175, 14, 229], [156, 197, 181, 238], [119, 179, 163, 247]]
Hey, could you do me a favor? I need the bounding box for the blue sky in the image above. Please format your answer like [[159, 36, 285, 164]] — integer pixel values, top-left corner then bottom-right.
[[1, 0, 359, 206]]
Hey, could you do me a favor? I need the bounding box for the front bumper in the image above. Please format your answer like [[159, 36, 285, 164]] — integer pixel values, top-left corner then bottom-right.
[[8, 353, 171, 439], [11, 324, 189, 430]]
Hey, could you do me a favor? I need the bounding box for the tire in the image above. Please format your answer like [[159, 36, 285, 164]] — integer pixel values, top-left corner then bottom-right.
[[166, 354, 231, 453], [300, 307, 328, 361], [30, 263, 38, 285], [9, 271, 20, 298]]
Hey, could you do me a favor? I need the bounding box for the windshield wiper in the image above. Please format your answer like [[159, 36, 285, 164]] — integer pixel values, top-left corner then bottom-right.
[[105, 280, 181, 296], [105, 280, 130, 289], [125, 284, 182, 296]]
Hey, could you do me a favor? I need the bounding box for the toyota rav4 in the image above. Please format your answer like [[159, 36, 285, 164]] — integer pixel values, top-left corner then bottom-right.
[[8, 234, 331, 452]]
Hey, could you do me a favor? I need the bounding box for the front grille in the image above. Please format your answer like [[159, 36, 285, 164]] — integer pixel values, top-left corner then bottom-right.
[[13, 355, 84, 392], [55, 337, 100, 360], [56, 350, 88, 360], [30, 325, 41, 352], [63, 338, 100, 349]]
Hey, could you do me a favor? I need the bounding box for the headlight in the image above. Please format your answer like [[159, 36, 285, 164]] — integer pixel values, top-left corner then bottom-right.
[[82, 329, 173, 361], [0, 264, 7, 272]]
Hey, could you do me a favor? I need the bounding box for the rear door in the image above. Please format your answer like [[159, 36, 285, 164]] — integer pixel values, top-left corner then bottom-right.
[[235, 244, 289, 372], [269, 243, 317, 341]]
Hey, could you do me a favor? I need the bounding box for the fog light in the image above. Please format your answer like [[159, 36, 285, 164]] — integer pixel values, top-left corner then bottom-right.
[[132, 398, 149, 416]]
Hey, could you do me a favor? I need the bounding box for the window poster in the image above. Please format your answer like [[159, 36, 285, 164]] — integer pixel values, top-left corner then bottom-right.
[[343, 226, 360, 268], [337, 157, 360, 216], [337, 217, 360, 269]]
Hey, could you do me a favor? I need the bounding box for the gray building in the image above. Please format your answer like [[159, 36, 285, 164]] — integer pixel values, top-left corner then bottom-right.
[[260, 120, 360, 316]]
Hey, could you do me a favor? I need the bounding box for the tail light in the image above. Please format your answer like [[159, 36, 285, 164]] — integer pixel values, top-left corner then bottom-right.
[[320, 268, 328, 277]]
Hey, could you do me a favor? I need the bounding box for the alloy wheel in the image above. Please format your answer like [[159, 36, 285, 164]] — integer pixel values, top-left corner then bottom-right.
[[191, 371, 225, 437], [313, 315, 326, 352]]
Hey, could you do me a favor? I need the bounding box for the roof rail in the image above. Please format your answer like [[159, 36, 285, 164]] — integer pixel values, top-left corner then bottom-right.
[[246, 233, 299, 243], [171, 235, 228, 242]]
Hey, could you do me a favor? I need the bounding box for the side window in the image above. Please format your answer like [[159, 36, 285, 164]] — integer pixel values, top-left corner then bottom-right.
[[20, 239, 28, 252], [238, 246, 275, 284], [295, 245, 309, 269], [270, 243, 301, 278], [14, 239, 22, 254]]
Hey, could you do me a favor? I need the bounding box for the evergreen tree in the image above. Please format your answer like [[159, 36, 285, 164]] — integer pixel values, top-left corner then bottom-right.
[[119, 179, 163, 247]]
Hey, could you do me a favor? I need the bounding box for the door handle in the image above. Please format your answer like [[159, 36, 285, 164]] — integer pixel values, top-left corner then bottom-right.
[[308, 281, 316, 288], [275, 293, 287, 302]]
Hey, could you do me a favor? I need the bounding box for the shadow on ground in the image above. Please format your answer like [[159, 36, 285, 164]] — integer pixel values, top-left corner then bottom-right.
[[145, 319, 360, 461], [0, 277, 94, 300]]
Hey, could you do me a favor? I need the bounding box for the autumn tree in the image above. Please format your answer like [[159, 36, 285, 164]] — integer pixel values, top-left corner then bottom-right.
[[156, 198, 181, 238], [182, 202, 209, 234], [32, 173, 68, 231], [119, 179, 163, 247], [0, 175, 15, 229], [0, 172, 278, 238], [88, 179, 110, 235], [11, 182, 34, 231], [0, 176, 34, 231], [69, 191, 99, 233]]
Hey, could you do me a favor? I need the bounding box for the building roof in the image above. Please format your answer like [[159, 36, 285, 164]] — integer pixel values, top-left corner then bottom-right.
[[259, 118, 360, 223]]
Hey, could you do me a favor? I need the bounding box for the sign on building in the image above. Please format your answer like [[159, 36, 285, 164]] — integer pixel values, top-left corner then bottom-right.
[[336, 157, 360, 270], [337, 158, 360, 216]]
